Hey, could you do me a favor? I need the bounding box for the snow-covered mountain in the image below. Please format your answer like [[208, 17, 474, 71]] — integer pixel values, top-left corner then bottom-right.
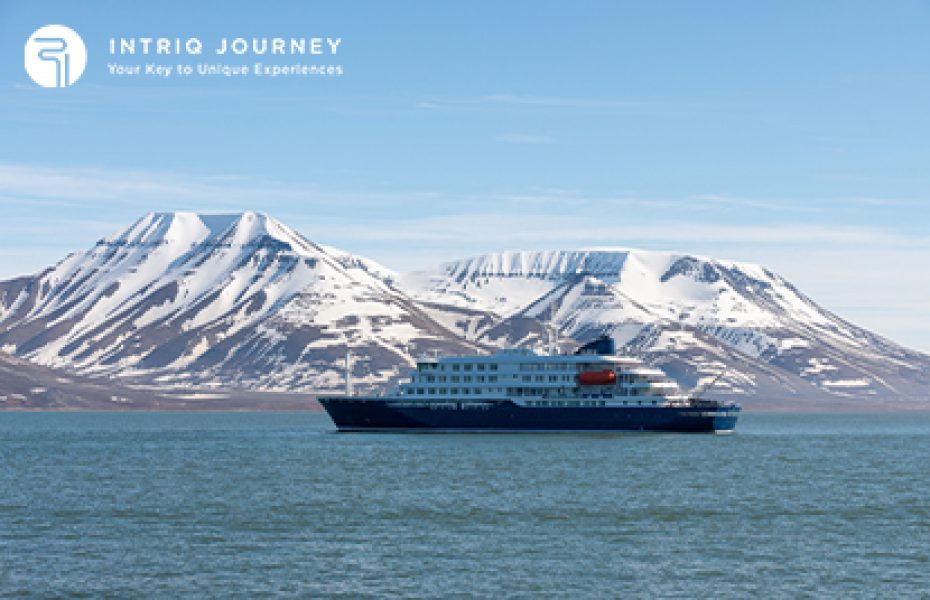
[[402, 250, 930, 406], [1, 213, 928, 407], [0, 212, 482, 391]]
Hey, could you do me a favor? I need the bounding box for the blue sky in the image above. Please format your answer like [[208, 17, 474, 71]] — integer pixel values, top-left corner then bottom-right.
[[1, 1, 928, 350]]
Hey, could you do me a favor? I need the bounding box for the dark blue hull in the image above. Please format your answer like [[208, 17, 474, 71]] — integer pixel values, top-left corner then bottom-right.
[[319, 398, 739, 433]]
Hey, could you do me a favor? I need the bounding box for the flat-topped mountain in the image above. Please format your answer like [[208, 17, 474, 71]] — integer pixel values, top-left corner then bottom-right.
[[403, 250, 930, 406]]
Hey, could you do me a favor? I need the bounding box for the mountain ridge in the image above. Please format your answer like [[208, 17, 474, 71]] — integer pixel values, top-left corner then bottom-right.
[[1, 212, 927, 408]]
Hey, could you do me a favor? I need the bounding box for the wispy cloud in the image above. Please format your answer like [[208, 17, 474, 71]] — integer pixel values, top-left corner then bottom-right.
[[2, 163, 921, 247], [0, 163, 307, 205], [688, 193, 822, 213], [411, 93, 709, 116], [494, 133, 555, 145], [483, 94, 647, 109], [0, 162, 450, 211], [304, 211, 930, 251]]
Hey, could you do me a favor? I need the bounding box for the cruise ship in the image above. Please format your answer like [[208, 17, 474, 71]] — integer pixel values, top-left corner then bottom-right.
[[319, 336, 740, 433], [319, 337, 740, 433]]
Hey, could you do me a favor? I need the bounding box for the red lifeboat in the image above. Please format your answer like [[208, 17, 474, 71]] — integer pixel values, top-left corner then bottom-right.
[[577, 370, 617, 386]]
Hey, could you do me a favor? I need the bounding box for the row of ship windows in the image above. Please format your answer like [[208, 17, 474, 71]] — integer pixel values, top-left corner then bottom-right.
[[416, 374, 651, 385], [418, 363, 499, 372], [525, 400, 660, 407], [517, 363, 606, 372], [417, 362, 628, 373], [418, 375, 501, 383], [509, 388, 658, 397], [401, 387, 659, 397], [403, 387, 489, 396]]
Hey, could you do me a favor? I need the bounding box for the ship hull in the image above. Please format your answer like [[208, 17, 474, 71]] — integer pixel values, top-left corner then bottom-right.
[[319, 398, 739, 433]]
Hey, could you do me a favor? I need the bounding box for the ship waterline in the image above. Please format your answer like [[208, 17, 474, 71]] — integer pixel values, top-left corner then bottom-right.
[[320, 398, 739, 433]]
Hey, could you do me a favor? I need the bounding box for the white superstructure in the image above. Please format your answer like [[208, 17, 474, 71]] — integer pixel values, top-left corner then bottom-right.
[[395, 346, 689, 408]]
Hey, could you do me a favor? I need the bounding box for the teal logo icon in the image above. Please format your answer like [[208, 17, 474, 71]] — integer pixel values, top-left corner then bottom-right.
[[25, 25, 87, 88]]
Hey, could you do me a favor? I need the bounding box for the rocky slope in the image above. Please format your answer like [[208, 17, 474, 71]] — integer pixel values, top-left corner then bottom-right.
[[0, 212, 482, 392]]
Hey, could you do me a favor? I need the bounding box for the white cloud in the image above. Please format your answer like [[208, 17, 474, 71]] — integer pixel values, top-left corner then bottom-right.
[[307, 211, 929, 252]]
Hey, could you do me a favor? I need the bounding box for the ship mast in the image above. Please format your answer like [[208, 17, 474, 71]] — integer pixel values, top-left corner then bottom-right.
[[344, 343, 353, 397], [690, 370, 727, 398], [546, 302, 558, 355]]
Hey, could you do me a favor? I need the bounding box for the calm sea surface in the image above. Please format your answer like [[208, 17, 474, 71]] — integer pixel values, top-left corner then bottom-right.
[[1, 412, 929, 598]]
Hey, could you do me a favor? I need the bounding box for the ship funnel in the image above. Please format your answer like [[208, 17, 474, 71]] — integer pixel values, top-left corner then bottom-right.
[[574, 335, 615, 356]]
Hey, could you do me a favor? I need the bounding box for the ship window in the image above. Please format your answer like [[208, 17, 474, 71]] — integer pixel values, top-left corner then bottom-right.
[[463, 376, 472, 382], [463, 389, 470, 395], [549, 375, 558, 382], [452, 364, 460, 371], [652, 400, 658, 406], [477, 375, 485, 382], [535, 375, 544, 382], [416, 388, 424, 395], [600, 401, 606, 407], [451, 388, 459, 394], [477, 364, 486, 371], [428, 388, 436, 394], [522, 375, 531, 382], [451, 376, 460, 382], [489, 376, 497, 382], [490, 364, 498, 371], [464, 364, 473, 371], [474, 388, 481, 394]]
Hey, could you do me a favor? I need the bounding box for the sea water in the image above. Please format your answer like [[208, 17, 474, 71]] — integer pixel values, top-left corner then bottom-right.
[[1, 412, 928, 598]]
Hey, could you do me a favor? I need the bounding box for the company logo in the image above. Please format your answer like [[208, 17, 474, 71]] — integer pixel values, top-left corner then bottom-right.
[[24, 25, 87, 88]]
